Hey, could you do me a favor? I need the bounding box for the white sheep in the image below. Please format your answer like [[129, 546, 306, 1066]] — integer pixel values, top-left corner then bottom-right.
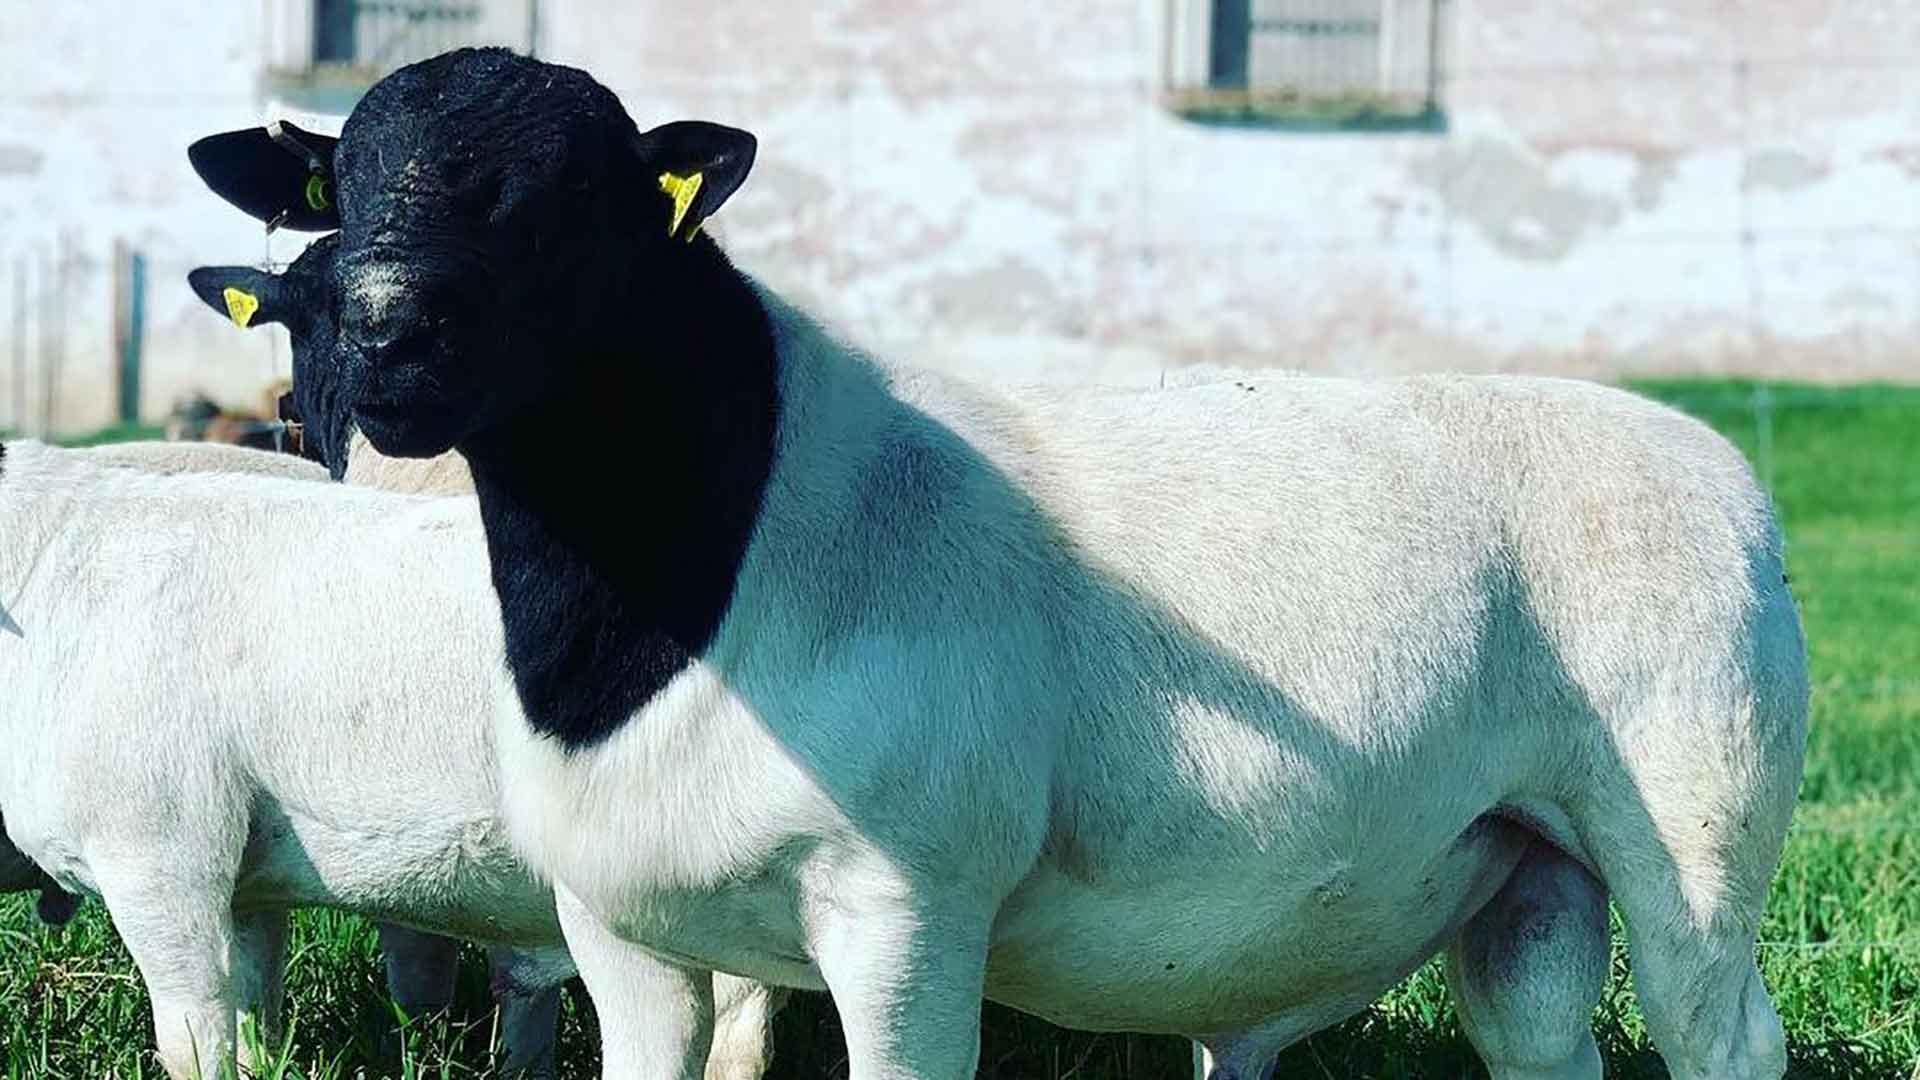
[[35, 435, 569, 1068], [80, 438, 325, 479], [254, 49, 1806, 1080], [0, 440, 778, 1079]]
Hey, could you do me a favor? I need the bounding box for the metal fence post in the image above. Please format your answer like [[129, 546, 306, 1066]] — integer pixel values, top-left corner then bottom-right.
[[8, 257, 24, 435], [115, 244, 146, 425], [1752, 384, 1774, 494]]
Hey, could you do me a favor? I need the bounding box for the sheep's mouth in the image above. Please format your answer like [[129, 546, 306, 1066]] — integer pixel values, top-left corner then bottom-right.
[[351, 398, 465, 458]]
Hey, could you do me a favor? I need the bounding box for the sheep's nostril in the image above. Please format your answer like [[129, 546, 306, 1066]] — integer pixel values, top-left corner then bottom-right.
[[342, 304, 410, 356], [340, 260, 430, 354]]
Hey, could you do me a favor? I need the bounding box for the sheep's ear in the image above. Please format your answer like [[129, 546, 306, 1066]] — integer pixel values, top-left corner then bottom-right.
[[632, 121, 757, 242], [188, 122, 341, 233], [187, 266, 288, 330]]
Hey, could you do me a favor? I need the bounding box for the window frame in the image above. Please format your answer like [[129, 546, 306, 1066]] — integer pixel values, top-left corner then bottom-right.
[[1164, 0, 1448, 132], [264, 0, 533, 95]]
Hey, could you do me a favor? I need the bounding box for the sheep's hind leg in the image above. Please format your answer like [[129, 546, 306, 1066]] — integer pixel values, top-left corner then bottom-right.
[[375, 923, 469, 1065], [94, 860, 243, 1079], [496, 985, 562, 1077], [1580, 671, 1801, 1080], [706, 974, 788, 1080], [376, 922, 461, 1023], [1613, 889, 1788, 1080], [233, 909, 290, 1071], [1443, 841, 1608, 1080], [487, 944, 570, 1077]]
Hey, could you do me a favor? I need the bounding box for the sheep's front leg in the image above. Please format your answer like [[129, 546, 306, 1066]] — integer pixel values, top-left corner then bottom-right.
[[556, 885, 714, 1079], [232, 910, 289, 1069], [95, 862, 243, 1079], [813, 891, 990, 1080]]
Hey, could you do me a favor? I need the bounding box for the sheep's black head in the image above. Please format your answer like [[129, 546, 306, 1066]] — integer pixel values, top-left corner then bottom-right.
[[315, 47, 755, 458], [187, 234, 356, 479]]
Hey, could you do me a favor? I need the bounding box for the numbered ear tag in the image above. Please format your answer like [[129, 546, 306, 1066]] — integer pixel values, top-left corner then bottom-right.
[[658, 170, 705, 241], [223, 287, 260, 328]]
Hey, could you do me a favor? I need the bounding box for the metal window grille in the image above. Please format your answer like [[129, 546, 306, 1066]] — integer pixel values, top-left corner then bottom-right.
[[313, 0, 487, 70], [1177, 0, 1443, 126]]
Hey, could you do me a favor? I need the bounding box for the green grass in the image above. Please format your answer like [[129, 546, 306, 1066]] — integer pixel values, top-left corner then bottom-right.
[[7, 423, 170, 448], [3, 382, 1916, 1077]]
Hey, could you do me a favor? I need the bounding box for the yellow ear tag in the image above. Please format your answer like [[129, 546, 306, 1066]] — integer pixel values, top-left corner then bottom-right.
[[658, 170, 705, 241], [222, 287, 260, 329]]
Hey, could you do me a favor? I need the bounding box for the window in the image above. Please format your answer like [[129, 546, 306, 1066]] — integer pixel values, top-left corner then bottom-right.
[[314, 0, 484, 69], [1166, 0, 1445, 130], [266, 0, 535, 90]]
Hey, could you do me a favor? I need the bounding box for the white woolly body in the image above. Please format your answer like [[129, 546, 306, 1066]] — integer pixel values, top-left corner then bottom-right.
[[500, 295, 1807, 1055], [0, 442, 550, 942], [0, 440, 783, 1079], [81, 439, 332, 481]]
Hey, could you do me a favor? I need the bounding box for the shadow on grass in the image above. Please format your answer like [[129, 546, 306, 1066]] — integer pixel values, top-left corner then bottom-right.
[[765, 991, 1912, 1079]]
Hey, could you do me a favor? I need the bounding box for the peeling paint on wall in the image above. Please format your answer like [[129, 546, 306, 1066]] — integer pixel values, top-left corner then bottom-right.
[[1410, 139, 1621, 261], [0, 146, 45, 176], [1742, 149, 1831, 192], [1872, 144, 1920, 179], [917, 258, 1064, 333], [1629, 155, 1677, 212]]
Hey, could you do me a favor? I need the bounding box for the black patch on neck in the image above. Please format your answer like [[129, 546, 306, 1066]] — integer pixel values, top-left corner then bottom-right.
[[464, 239, 780, 751]]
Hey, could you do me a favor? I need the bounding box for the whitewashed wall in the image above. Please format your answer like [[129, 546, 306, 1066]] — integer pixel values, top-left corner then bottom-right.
[[0, 0, 1913, 433], [0, 3, 301, 433], [546, 0, 1919, 386]]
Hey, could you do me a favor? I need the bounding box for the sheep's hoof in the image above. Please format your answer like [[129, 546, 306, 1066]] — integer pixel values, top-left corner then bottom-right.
[[36, 886, 79, 926]]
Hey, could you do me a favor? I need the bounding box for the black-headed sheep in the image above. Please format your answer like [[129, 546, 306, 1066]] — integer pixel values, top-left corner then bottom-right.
[[196, 47, 1807, 1080]]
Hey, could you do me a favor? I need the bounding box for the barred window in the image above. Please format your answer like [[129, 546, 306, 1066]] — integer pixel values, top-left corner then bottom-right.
[[267, 0, 535, 86], [314, 0, 487, 69], [1167, 0, 1445, 130]]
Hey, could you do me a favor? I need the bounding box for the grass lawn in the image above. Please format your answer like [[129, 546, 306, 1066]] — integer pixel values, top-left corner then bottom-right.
[[2, 381, 1915, 1078]]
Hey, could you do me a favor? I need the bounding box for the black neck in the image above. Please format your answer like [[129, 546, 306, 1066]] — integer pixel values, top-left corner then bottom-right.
[[462, 239, 781, 750]]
